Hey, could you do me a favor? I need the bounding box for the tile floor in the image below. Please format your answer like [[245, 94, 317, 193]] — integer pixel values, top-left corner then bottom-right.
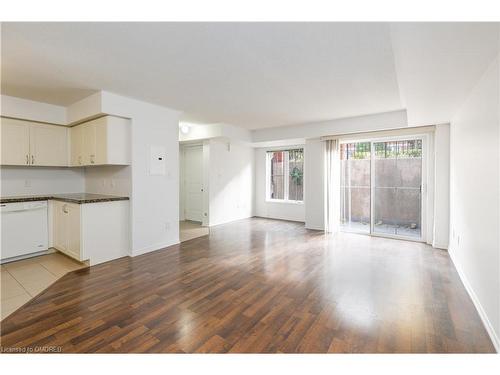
[[0, 252, 86, 320], [180, 220, 209, 242]]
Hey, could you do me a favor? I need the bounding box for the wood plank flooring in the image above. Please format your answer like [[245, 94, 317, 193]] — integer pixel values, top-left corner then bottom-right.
[[0, 218, 495, 353]]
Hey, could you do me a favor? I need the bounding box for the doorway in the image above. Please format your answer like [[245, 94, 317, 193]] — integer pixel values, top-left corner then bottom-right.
[[179, 143, 209, 242], [183, 145, 203, 222], [340, 136, 425, 241]]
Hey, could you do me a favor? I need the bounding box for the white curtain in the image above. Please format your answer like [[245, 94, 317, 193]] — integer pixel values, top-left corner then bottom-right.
[[324, 139, 340, 233]]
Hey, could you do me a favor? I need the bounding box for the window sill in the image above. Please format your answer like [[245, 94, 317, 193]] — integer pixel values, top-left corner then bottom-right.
[[265, 199, 304, 205]]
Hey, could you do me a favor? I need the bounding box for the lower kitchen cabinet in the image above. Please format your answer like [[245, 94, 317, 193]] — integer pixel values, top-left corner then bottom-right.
[[50, 200, 129, 264], [52, 200, 81, 260]]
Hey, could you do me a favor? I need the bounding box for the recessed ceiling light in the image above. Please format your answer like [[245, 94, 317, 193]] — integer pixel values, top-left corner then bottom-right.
[[180, 124, 190, 134]]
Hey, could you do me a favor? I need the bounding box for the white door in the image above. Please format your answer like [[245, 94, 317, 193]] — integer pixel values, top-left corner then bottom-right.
[[0, 118, 30, 166], [183, 146, 203, 222], [29, 124, 68, 166]]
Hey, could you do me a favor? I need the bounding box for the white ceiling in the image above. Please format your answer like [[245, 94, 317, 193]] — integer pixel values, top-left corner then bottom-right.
[[1, 22, 499, 129]]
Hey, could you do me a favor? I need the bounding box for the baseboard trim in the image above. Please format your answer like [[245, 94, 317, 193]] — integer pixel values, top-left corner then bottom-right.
[[132, 240, 180, 257], [449, 248, 500, 353], [253, 215, 306, 224], [305, 224, 325, 231], [432, 242, 449, 250], [209, 215, 254, 227]]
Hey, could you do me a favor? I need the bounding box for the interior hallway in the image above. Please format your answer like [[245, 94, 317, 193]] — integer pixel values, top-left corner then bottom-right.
[[0, 218, 494, 353], [180, 220, 209, 242]]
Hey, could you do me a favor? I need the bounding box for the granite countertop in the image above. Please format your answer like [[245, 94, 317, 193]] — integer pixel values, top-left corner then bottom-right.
[[0, 193, 129, 204]]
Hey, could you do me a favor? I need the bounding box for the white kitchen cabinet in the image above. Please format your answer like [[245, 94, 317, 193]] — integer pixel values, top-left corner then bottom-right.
[[51, 199, 129, 264], [82, 121, 97, 165], [0, 118, 30, 165], [2, 115, 130, 168], [70, 116, 130, 166], [70, 124, 84, 166], [52, 201, 64, 252], [52, 201, 81, 260], [1, 117, 68, 166], [29, 123, 68, 166], [52, 200, 67, 253]]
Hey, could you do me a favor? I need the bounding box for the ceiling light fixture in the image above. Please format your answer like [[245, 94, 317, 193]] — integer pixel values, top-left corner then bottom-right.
[[180, 124, 190, 134]]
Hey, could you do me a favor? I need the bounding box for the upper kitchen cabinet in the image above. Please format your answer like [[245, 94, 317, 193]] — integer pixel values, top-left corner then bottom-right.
[[0, 118, 30, 165], [1, 115, 130, 167], [29, 123, 68, 166], [0, 118, 68, 166], [70, 116, 130, 166], [70, 124, 84, 166]]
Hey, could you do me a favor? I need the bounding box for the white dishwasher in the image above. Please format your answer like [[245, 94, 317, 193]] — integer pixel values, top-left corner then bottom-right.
[[1, 201, 49, 262]]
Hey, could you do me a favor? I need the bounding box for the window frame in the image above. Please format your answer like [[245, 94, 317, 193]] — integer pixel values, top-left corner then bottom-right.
[[266, 148, 304, 204]]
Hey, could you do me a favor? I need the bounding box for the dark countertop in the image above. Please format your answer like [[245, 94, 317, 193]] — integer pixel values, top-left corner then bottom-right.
[[0, 193, 129, 204]]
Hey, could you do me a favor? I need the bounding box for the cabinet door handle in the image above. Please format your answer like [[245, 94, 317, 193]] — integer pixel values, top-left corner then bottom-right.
[[78, 156, 82, 165], [31, 155, 35, 165], [63, 204, 68, 213], [90, 154, 95, 164], [26, 154, 29, 165]]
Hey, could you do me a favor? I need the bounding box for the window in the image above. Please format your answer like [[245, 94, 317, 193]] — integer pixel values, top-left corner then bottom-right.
[[267, 149, 304, 202]]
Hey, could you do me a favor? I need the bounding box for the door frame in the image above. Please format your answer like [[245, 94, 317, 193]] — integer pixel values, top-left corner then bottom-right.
[[339, 133, 428, 243]]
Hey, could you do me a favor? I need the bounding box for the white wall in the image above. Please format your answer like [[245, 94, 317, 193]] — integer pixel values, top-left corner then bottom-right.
[[66, 92, 103, 124], [84, 165, 131, 196], [252, 109, 408, 144], [254, 147, 305, 222], [208, 139, 254, 226], [1, 95, 67, 125], [449, 54, 500, 351], [179, 122, 252, 143], [96, 92, 180, 256], [304, 139, 325, 230], [0, 166, 85, 196]]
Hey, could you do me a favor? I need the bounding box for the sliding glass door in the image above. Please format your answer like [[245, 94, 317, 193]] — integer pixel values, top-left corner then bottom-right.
[[340, 142, 371, 233], [372, 140, 422, 239], [339, 137, 424, 241]]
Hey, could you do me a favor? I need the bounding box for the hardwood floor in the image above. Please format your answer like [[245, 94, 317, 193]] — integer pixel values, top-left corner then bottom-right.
[[0, 218, 495, 353]]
